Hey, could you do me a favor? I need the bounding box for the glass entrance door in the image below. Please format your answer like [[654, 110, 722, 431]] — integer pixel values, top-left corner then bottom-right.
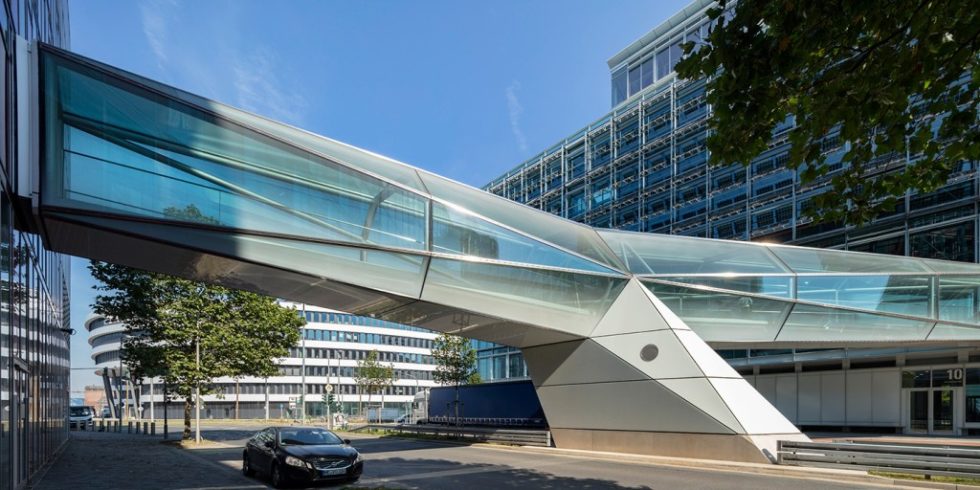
[[907, 388, 956, 434], [909, 390, 929, 432]]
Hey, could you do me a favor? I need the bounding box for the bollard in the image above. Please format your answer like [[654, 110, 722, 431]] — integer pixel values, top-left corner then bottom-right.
[[143, 422, 148, 434], [99, 420, 104, 432], [128, 421, 132, 433], [136, 421, 141, 434], [151, 422, 156, 436], [80, 421, 86, 431]]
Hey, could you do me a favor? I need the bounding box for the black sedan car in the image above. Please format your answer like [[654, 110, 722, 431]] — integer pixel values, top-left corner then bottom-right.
[[243, 426, 363, 488]]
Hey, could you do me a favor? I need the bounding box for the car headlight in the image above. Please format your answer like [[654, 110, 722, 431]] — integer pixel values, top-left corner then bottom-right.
[[355, 453, 363, 463], [285, 455, 307, 468]]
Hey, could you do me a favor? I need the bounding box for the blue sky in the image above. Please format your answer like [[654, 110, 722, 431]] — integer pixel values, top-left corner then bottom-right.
[[67, 0, 692, 391]]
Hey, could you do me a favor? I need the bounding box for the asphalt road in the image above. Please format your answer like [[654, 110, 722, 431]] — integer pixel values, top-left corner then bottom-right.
[[184, 424, 911, 489]]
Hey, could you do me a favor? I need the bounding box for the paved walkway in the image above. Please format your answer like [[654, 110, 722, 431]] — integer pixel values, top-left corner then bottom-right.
[[32, 431, 267, 490]]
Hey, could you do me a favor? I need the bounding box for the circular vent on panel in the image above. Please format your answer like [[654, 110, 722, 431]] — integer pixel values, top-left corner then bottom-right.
[[640, 344, 659, 362]]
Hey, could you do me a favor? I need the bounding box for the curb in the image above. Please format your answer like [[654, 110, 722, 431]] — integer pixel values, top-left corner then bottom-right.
[[478, 444, 980, 490]]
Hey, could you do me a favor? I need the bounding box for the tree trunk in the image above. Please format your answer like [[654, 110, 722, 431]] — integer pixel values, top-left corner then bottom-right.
[[182, 398, 192, 440], [379, 389, 384, 424], [235, 380, 240, 420], [454, 383, 460, 427]]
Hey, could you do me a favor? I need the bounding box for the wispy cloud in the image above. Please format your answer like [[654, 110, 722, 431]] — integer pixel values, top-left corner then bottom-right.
[[139, 0, 179, 70], [506, 80, 528, 153], [233, 48, 307, 125]]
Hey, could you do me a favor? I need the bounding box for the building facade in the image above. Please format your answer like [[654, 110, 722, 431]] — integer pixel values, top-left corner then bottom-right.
[[87, 304, 439, 421], [482, 0, 980, 436], [0, 2, 71, 489]]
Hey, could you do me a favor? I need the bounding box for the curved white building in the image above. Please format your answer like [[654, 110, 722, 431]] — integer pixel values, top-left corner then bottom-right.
[[86, 303, 439, 420]]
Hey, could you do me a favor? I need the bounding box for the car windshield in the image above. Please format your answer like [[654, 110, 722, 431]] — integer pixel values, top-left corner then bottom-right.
[[70, 407, 90, 416], [278, 428, 343, 446]]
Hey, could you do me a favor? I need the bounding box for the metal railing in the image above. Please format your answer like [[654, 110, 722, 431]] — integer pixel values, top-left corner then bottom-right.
[[778, 440, 980, 479], [351, 424, 551, 447]]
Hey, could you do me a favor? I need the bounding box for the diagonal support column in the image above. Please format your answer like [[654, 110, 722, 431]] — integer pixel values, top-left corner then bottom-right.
[[523, 278, 808, 463]]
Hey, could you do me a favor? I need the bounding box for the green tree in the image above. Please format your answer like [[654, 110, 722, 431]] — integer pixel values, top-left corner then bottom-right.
[[431, 333, 479, 427], [676, 0, 979, 225], [89, 261, 303, 440], [355, 350, 395, 423]]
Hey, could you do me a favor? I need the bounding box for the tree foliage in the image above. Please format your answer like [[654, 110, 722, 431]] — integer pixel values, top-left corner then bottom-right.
[[676, 0, 980, 225], [89, 261, 303, 438], [355, 350, 395, 422], [431, 333, 479, 387]]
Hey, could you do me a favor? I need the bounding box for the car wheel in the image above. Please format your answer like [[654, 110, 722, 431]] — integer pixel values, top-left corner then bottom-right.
[[270, 463, 287, 489], [242, 452, 254, 477]]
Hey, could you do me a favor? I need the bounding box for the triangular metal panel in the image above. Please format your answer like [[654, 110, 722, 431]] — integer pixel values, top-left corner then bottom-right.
[[523, 340, 649, 388], [659, 378, 745, 434], [593, 330, 704, 380], [590, 278, 673, 338], [709, 378, 801, 435]]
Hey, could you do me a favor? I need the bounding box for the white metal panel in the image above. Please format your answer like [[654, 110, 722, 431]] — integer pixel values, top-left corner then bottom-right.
[[709, 378, 800, 434], [775, 375, 798, 424], [798, 374, 821, 424], [871, 369, 901, 424], [821, 372, 846, 424], [845, 370, 873, 424]]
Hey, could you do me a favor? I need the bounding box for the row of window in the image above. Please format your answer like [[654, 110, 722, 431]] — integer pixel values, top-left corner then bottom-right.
[[300, 311, 431, 334], [277, 365, 433, 380], [286, 347, 435, 365], [301, 328, 432, 349], [141, 382, 427, 397]]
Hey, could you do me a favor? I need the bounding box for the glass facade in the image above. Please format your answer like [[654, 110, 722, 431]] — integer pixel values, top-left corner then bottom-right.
[[482, 0, 980, 381], [0, 2, 72, 489]]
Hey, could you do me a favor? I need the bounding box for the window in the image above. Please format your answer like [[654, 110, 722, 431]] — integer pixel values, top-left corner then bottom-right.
[[655, 48, 670, 80], [640, 58, 653, 90], [628, 65, 641, 96], [612, 68, 627, 106]]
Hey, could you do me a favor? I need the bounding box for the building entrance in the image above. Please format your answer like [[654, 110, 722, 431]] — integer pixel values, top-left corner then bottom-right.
[[908, 388, 956, 435]]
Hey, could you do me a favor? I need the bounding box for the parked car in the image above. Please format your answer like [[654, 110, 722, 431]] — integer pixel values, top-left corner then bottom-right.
[[243, 426, 362, 488], [69, 406, 94, 429], [100, 407, 112, 418]]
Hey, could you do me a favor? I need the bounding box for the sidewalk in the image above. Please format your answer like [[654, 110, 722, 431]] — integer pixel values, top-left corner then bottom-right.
[[31, 431, 267, 490]]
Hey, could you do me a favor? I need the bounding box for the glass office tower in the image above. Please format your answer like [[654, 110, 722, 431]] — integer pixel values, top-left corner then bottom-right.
[[0, 1, 72, 489], [487, 0, 975, 259], [480, 0, 980, 436]]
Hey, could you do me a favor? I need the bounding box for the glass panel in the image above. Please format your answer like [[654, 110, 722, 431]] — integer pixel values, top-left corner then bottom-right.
[[967, 368, 980, 423], [423, 258, 626, 337], [797, 275, 932, 317], [41, 49, 428, 250], [600, 230, 789, 274], [932, 368, 964, 387], [923, 257, 980, 273], [611, 68, 627, 106], [902, 370, 931, 388], [640, 59, 654, 89], [431, 202, 616, 273], [418, 172, 625, 273], [628, 65, 641, 96], [934, 390, 954, 431], [768, 246, 931, 273], [778, 304, 933, 342], [657, 276, 793, 298], [655, 48, 670, 80], [926, 322, 980, 340], [909, 391, 928, 431], [939, 276, 980, 324], [644, 280, 790, 342]]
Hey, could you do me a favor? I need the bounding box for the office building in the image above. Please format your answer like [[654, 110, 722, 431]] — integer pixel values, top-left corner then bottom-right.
[[483, 0, 980, 437], [0, 1, 71, 489], [86, 304, 439, 421]]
